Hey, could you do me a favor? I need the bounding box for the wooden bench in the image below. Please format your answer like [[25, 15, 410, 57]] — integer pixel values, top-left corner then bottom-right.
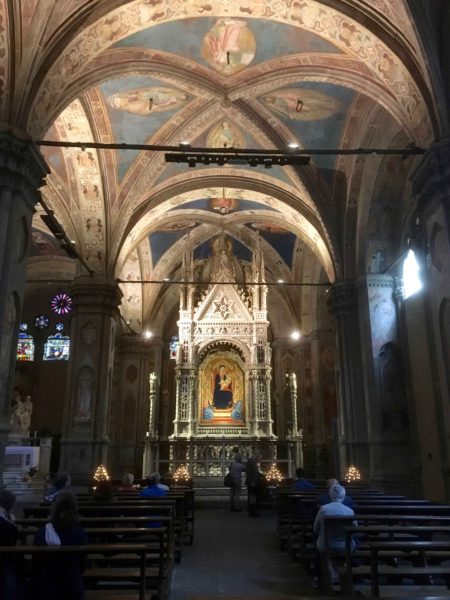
[[0, 542, 166, 600], [367, 540, 450, 596], [303, 511, 450, 593], [338, 523, 450, 593], [75, 489, 196, 545], [23, 503, 185, 562]]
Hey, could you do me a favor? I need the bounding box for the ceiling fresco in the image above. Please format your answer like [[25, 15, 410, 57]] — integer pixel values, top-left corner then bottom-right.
[[1, 0, 442, 331], [260, 82, 357, 180], [114, 17, 343, 72], [171, 196, 278, 215], [100, 76, 193, 180], [194, 236, 252, 263]]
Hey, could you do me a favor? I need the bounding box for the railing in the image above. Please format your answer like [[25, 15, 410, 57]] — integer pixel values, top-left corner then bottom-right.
[[157, 439, 293, 478]]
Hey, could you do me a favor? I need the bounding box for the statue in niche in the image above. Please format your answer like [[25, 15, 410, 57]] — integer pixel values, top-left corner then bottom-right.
[[75, 367, 92, 420], [10, 394, 33, 434]]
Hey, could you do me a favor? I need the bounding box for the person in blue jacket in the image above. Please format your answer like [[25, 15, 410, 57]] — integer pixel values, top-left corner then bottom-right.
[[140, 472, 169, 497], [293, 467, 316, 490]]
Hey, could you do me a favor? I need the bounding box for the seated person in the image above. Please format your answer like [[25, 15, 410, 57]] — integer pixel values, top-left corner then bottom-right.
[[44, 472, 71, 502], [313, 484, 356, 586], [315, 478, 355, 509], [117, 473, 135, 492], [0, 490, 19, 600], [33, 492, 87, 600], [292, 467, 316, 490], [140, 473, 169, 497]]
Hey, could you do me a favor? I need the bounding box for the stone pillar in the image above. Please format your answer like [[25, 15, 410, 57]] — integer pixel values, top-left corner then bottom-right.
[[408, 137, 450, 499], [357, 274, 415, 494], [60, 276, 122, 482], [0, 129, 49, 487], [327, 280, 368, 480], [110, 335, 161, 479]]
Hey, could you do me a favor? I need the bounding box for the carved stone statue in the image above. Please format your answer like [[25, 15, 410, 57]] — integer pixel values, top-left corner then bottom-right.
[[10, 394, 33, 435]]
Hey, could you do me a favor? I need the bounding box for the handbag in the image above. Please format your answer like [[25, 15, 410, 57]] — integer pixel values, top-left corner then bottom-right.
[[224, 472, 233, 487]]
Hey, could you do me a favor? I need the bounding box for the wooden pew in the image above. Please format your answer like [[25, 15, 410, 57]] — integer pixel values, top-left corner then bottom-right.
[[319, 515, 450, 594], [340, 524, 450, 594], [0, 542, 165, 600], [368, 540, 450, 596], [17, 515, 177, 563], [24, 503, 185, 562], [75, 491, 196, 545]]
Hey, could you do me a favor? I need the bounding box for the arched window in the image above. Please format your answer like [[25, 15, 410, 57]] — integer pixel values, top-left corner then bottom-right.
[[16, 323, 34, 362], [43, 324, 70, 361], [403, 249, 422, 299]]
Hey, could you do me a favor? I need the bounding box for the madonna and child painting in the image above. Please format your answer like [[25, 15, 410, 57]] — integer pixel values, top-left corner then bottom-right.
[[200, 358, 244, 425]]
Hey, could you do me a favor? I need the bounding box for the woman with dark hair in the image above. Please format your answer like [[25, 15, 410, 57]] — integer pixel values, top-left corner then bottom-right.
[[33, 492, 87, 600]]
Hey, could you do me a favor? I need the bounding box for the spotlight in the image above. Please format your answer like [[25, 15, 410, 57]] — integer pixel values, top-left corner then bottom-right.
[[291, 330, 301, 341], [288, 143, 299, 149], [179, 141, 190, 147], [144, 330, 153, 339], [163, 277, 170, 282], [277, 279, 284, 284]]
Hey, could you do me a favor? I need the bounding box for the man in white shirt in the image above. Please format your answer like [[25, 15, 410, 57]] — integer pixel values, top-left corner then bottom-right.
[[313, 484, 356, 587]]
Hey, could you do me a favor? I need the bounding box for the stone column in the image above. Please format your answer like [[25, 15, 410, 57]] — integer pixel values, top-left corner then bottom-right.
[[356, 274, 415, 494], [408, 137, 450, 500], [60, 276, 122, 482], [0, 129, 49, 487], [327, 280, 368, 479], [110, 335, 161, 479]]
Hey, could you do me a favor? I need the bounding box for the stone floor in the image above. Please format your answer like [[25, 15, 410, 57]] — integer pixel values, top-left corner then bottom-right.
[[170, 505, 319, 600]]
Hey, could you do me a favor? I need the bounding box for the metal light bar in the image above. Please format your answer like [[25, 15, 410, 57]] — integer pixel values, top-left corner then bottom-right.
[[36, 139, 426, 157], [26, 278, 331, 287], [165, 152, 311, 167]]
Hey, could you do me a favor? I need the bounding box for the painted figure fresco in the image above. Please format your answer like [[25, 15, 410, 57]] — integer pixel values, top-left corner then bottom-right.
[[207, 120, 245, 148], [108, 87, 188, 115], [213, 365, 233, 408], [200, 356, 245, 425], [261, 88, 341, 121], [202, 19, 256, 75]]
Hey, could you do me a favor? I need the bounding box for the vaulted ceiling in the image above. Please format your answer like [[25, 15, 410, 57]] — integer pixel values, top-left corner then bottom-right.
[[2, 0, 443, 334]]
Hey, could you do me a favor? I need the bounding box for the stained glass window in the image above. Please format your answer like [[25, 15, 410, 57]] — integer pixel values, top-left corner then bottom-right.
[[50, 292, 73, 315], [34, 315, 50, 329], [169, 335, 179, 360], [17, 323, 34, 362], [43, 325, 70, 361]]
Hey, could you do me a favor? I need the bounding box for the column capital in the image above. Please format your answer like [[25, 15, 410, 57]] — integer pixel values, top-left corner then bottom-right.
[[326, 280, 358, 316], [70, 275, 122, 316], [412, 137, 450, 212], [0, 127, 49, 204]]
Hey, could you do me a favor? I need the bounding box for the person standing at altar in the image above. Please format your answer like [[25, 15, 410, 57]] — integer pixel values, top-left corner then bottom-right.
[[213, 365, 233, 409], [229, 453, 245, 512]]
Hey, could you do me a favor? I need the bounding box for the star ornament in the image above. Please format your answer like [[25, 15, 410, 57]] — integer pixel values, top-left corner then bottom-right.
[[213, 296, 233, 319]]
